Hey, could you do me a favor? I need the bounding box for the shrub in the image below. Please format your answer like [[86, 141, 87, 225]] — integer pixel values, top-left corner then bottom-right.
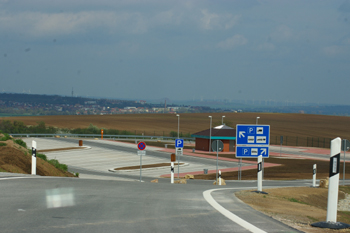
[[48, 159, 68, 171], [14, 139, 27, 148], [0, 142, 6, 146], [37, 153, 47, 161], [0, 133, 11, 141]]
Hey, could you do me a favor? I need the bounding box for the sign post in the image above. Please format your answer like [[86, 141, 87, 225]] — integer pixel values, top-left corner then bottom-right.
[[175, 139, 184, 179], [342, 139, 350, 186], [212, 140, 223, 184], [31, 140, 37, 175], [236, 124, 269, 187], [137, 142, 146, 182], [171, 154, 176, 184], [313, 164, 317, 188], [312, 137, 350, 229], [257, 155, 262, 192], [101, 129, 104, 139]]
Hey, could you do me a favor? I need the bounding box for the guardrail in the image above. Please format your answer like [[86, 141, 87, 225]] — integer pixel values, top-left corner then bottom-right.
[[10, 133, 194, 142]]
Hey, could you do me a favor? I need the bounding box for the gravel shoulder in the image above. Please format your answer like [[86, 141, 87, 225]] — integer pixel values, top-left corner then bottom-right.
[[235, 186, 350, 233]]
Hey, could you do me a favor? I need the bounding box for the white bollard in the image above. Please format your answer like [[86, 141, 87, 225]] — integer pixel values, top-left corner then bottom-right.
[[327, 137, 341, 223], [313, 164, 317, 187], [31, 140, 37, 175], [219, 170, 221, 185], [257, 155, 262, 192], [171, 162, 174, 184]]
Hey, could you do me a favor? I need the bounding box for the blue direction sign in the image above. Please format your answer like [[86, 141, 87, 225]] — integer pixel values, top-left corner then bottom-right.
[[236, 146, 269, 158], [175, 139, 184, 148], [236, 125, 270, 145]]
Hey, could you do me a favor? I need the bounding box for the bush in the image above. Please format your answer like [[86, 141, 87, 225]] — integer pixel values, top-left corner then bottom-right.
[[14, 139, 27, 148], [0, 142, 6, 146], [37, 153, 47, 161], [48, 159, 68, 171], [0, 133, 11, 141]]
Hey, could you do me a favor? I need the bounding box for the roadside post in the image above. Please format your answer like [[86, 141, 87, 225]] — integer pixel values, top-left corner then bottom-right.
[[212, 140, 223, 184], [171, 153, 176, 184], [311, 137, 350, 229], [257, 155, 262, 192], [31, 140, 37, 175], [175, 139, 184, 179], [101, 129, 104, 139], [342, 139, 350, 186], [137, 141, 146, 182], [219, 170, 222, 185], [313, 164, 317, 187]]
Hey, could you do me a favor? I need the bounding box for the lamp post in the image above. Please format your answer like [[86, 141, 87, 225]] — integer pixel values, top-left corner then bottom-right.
[[256, 116, 260, 125], [176, 114, 180, 138], [176, 114, 180, 178], [209, 116, 212, 152], [222, 115, 225, 125]]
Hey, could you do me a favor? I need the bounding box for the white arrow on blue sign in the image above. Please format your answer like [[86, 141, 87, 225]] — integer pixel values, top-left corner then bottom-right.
[[236, 146, 269, 158], [175, 139, 184, 148], [236, 125, 270, 145]]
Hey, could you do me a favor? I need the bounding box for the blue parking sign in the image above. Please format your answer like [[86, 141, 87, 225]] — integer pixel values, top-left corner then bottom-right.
[[175, 139, 184, 148]]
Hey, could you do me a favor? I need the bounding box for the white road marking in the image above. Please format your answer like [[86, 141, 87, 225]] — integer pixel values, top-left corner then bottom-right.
[[203, 188, 267, 233], [0, 177, 31, 180]]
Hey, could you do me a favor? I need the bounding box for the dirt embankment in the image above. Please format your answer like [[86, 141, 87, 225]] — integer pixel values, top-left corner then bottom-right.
[[0, 134, 75, 177]]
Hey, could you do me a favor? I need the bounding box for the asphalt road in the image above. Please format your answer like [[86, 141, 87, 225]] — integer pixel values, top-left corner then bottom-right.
[[8, 137, 348, 232], [0, 176, 310, 233]]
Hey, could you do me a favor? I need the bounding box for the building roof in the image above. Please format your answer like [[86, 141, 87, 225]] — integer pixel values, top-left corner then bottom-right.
[[191, 125, 236, 140]]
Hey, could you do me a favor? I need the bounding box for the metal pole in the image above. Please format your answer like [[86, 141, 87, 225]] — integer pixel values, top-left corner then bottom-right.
[[177, 114, 180, 139], [178, 151, 180, 179], [140, 152, 142, 182], [344, 139, 346, 186], [209, 116, 212, 152], [216, 141, 218, 184]]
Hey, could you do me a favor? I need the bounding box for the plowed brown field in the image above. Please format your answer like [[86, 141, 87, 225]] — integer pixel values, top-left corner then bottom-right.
[[2, 113, 350, 140]]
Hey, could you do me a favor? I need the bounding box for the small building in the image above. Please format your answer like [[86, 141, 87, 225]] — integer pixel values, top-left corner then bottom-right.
[[191, 125, 236, 152]]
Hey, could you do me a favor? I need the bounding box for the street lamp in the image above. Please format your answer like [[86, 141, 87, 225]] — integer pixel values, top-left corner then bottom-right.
[[176, 114, 180, 138], [256, 116, 260, 125], [209, 116, 212, 152], [222, 115, 225, 125]]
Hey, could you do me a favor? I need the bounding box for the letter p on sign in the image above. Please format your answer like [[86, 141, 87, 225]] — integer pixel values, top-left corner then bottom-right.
[[175, 139, 184, 148]]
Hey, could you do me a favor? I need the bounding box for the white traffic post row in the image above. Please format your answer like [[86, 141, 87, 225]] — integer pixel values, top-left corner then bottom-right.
[[311, 137, 350, 229], [171, 162, 174, 184], [31, 140, 36, 175], [257, 155, 262, 192], [313, 164, 317, 187], [171, 153, 176, 184], [327, 137, 341, 222]]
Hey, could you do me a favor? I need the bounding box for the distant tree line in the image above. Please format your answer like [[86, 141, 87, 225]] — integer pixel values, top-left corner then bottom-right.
[[0, 120, 189, 137]]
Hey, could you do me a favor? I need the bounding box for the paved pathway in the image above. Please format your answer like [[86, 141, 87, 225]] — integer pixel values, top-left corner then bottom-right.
[[22, 138, 244, 179]]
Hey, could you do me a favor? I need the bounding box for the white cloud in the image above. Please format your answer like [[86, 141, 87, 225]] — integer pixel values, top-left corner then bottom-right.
[[0, 10, 149, 38], [270, 25, 294, 41], [200, 9, 240, 30], [217, 35, 247, 49], [257, 42, 275, 51], [322, 45, 345, 56]]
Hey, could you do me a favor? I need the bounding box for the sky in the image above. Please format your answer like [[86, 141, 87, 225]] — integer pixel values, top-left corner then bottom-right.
[[1, 0, 350, 105]]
